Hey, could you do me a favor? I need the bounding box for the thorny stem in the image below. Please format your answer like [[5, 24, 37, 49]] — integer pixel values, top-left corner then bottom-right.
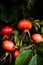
[[20, 43, 37, 52], [24, 44, 33, 50], [20, 44, 33, 52], [20, 40, 23, 47], [10, 53, 12, 63]]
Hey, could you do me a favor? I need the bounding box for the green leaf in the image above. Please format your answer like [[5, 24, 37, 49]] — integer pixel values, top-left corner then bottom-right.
[[32, 20, 40, 23], [41, 27, 43, 34], [15, 49, 33, 65], [35, 43, 43, 54], [37, 55, 43, 65], [40, 20, 43, 26], [28, 54, 37, 65], [28, 54, 43, 65]]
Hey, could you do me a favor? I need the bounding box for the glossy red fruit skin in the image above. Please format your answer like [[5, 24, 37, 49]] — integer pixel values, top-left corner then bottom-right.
[[18, 19, 32, 31], [13, 50, 19, 58], [1, 26, 14, 36], [32, 34, 43, 43], [2, 40, 15, 52]]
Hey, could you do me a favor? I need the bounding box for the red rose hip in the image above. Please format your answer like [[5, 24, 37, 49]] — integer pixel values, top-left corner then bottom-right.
[[1, 26, 14, 36], [32, 34, 43, 43], [2, 40, 15, 52], [13, 50, 19, 58], [18, 19, 32, 31]]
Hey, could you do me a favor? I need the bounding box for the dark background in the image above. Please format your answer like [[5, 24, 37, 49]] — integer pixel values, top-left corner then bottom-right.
[[0, 0, 43, 20]]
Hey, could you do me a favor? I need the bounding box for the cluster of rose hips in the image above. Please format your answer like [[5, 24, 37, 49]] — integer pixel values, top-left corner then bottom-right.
[[17, 19, 43, 43], [0, 19, 43, 62]]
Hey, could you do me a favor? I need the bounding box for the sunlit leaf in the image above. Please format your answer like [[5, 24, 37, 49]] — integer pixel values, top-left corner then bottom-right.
[[28, 54, 37, 65]]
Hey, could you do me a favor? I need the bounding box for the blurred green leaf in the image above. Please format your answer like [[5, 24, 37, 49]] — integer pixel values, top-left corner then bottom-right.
[[28, 54, 43, 65], [32, 20, 40, 23], [32, 19, 40, 33], [41, 27, 43, 34], [37, 55, 43, 65], [33, 20, 40, 28], [28, 54, 37, 65], [15, 49, 33, 65], [35, 43, 43, 54], [40, 20, 43, 26]]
